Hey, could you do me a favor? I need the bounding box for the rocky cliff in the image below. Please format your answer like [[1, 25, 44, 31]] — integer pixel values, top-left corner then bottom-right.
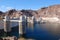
[[0, 4, 60, 19], [37, 5, 60, 18]]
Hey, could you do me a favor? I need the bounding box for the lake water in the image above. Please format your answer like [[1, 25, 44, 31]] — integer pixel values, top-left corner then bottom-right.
[[25, 22, 60, 40], [0, 21, 60, 40]]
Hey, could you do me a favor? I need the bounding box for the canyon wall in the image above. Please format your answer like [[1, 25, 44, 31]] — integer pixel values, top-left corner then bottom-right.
[[0, 5, 60, 19]]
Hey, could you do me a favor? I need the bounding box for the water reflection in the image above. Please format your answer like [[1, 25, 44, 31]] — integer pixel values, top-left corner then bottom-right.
[[27, 22, 34, 31], [0, 21, 60, 40], [41, 22, 60, 36], [26, 22, 60, 40]]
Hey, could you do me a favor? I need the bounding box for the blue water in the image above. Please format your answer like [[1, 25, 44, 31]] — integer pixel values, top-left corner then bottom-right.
[[25, 23, 57, 40], [3, 22, 60, 40]]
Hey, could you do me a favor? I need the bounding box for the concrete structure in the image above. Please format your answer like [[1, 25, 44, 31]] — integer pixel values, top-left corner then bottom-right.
[[3, 15, 27, 37], [19, 15, 27, 37], [4, 16, 11, 32], [27, 16, 34, 31], [27, 16, 34, 23]]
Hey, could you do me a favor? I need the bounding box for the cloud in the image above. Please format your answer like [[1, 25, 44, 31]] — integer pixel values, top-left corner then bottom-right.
[[0, 5, 13, 12]]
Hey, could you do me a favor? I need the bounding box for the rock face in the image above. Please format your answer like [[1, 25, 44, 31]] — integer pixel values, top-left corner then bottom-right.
[[0, 11, 4, 16], [37, 5, 60, 18], [0, 11, 5, 19], [1, 4, 60, 18]]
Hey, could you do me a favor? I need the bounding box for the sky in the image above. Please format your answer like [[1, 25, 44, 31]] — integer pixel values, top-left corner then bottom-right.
[[0, 0, 60, 12]]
